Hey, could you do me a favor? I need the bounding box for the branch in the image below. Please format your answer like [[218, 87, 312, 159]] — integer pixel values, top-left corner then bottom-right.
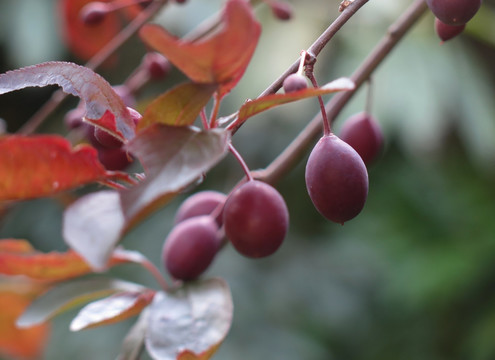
[[254, 0, 429, 185]]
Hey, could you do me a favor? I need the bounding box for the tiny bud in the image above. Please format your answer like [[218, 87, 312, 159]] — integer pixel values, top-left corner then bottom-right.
[[79, 2, 109, 26]]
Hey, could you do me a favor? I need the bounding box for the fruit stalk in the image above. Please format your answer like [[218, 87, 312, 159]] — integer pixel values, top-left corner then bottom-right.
[[254, 0, 428, 185]]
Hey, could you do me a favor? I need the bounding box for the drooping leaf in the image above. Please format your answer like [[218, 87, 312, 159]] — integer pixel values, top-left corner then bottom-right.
[[139, 0, 261, 97], [58, 0, 121, 62], [0, 239, 145, 282], [70, 289, 155, 331], [16, 277, 145, 328], [145, 278, 233, 360], [0, 62, 135, 140], [63, 190, 125, 270], [236, 77, 355, 126], [0, 135, 109, 201], [138, 82, 218, 131], [0, 290, 50, 360], [121, 124, 230, 226]]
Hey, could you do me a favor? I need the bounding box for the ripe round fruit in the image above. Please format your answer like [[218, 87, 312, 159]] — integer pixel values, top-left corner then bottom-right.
[[270, 1, 293, 21], [94, 127, 123, 149], [305, 134, 368, 224], [162, 216, 221, 281], [97, 146, 133, 170], [283, 73, 308, 93], [174, 190, 227, 226], [435, 18, 465, 42], [338, 112, 384, 165], [142, 52, 171, 80], [79, 2, 108, 26], [426, 0, 481, 25], [223, 180, 289, 258]]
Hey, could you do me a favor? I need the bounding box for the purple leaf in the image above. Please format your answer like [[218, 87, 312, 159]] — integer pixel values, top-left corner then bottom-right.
[[145, 278, 233, 360], [121, 125, 230, 225], [0, 61, 135, 140], [63, 190, 125, 270]]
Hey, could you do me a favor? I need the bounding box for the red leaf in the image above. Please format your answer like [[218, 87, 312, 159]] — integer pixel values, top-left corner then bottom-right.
[[0, 289, 50, 360], [139, 82, 218, 131], [121, 125, 230, 226], [139, 0, 261, 97], [0, 62, 136, 140], [70, 289, 155, 331], [236, 77, 355, 126], [0, 135, 109, 201], [58, 0, 121, 62], [0, 239, 145, 281]]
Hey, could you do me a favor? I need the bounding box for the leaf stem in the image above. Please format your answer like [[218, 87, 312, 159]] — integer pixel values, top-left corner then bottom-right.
[[228, 143, 253, 182], [253, 0, 428, 185]]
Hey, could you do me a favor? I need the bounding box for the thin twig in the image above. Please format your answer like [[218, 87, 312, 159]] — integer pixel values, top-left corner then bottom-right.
[[254, 0, 429, 185]]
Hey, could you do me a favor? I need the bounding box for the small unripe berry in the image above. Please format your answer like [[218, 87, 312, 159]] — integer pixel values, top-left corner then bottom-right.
[[305, 134, 368, 224], [283, 73, 308, 93], [426, 0, 481, 26], [79, 2, 109, 26], [142, 52, 171, 80], [270, 1, 293, 21], [162, 216, 221, 281], [175, 191, 227, 226], [435, 18, 465, 42], [97, 146, 133, 170], [223, 180, 289, 258], [338, 112, 384, 165]]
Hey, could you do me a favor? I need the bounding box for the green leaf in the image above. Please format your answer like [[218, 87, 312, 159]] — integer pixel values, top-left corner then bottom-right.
[[16, 278, 145, 328], [121, 125, 230, 226], [138, 82, 217, 131], [145, 278, 233, 360], [236, 77, 355, 126]]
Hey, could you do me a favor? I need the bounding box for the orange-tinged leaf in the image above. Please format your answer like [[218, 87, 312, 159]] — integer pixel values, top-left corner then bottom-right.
[[58, 0, 121, 62], [236, 77, 355, 125], [70, 289, 155, 331], [139, 82, 218, 131], [178, 344, 221, 360], [0, 135, 109, 201], [0, 239, 35, 254], [139, 0, 261, 97], [0, 291, 50, 360]]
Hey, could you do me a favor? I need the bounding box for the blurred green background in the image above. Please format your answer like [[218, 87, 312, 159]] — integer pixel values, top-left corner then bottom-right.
[[1, 0, 495, 359]]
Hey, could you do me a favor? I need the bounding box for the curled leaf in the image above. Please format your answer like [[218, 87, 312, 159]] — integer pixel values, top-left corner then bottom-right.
[[0, 135, 109, 201], [16, 277, 145, 328], [145, 278, 233, 360], [70, 289, 155, 331], [0, 62, 135, 139]]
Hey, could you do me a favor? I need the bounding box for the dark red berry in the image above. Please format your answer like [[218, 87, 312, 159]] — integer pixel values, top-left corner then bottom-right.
[[142, 52, 171, 80], [79, 2, 109, 26], [127, 107, 143, 126], [162, 216, 221, 280], [426, 0, 481, 26], [338, 112, 384, 165], [305, 134, 368, 224], [435, 18, 465, 42], [283, 73, 308, 93], [175, 191, 227, 226], [223, 180, 289, 258], [97, 146, 133, 170], [94, 127, 123, 149], [270, 1, 293, 21]]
